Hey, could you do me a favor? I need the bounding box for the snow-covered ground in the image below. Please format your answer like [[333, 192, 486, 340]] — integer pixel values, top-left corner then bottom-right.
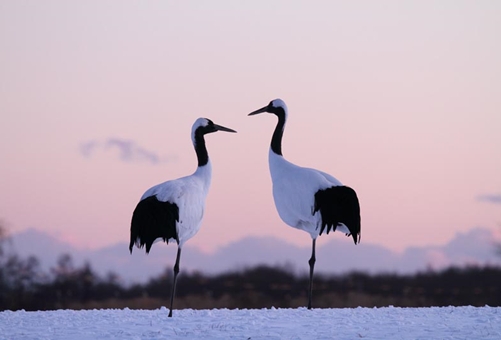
[[0, 306, 500, 339]]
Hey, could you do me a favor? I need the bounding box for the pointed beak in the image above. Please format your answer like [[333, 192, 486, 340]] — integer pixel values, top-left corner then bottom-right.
[[214, 124, 237, 133], [248, 105, 269, 116]]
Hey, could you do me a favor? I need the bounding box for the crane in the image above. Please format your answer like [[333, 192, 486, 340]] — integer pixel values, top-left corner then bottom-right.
[[248, 99, 360, 309], [129, 117, 236, 317]]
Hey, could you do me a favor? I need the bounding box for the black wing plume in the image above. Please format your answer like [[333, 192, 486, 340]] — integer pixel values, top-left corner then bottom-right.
[[129, 195, 180, 253], [313, 186, 361, 244]]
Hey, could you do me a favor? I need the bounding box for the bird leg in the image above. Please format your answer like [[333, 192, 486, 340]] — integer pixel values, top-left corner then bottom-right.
[[307, 238, 316, 310], [168, 247, 182, 317]]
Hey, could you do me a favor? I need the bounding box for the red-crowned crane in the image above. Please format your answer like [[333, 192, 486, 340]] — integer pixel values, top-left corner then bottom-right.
[[248, 99, 361, 309], [129, 117, 236, 317]]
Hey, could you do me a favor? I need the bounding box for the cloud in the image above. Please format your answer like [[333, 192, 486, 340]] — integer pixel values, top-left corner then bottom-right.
[[10, 227, 501, 283], [477, 194, 501, 204], [79, 138, 175, 165], [105, 138, 160, 164], [79, 140, 99, 158]]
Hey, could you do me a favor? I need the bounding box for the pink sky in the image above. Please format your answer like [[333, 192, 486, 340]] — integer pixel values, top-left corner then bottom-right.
[[1, 1, 500, 254]]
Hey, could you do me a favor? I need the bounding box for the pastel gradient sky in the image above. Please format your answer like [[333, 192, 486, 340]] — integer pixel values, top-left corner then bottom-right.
[[1, 1, 500, 254]]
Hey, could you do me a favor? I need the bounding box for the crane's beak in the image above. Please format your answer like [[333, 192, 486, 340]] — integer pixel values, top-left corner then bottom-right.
[[248, 105, 269, 116], [214, 124, 237, 133]]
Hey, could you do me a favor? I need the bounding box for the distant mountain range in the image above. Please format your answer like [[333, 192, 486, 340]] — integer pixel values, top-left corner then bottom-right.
[[7, 227, 501, 284]]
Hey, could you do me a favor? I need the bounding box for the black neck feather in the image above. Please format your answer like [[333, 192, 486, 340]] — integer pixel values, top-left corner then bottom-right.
[[194, 131, 209, 166], [271, 109, 286, 156]]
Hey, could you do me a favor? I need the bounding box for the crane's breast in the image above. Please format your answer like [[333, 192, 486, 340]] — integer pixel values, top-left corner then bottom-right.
[[175, 182, 208, 245], [269, 153, 339, 229], [271, 169, 322, 229]]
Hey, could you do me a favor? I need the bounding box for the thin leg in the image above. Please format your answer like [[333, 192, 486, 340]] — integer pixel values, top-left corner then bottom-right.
[[307, 238, 316, 310], [168, 247, 182, 317]]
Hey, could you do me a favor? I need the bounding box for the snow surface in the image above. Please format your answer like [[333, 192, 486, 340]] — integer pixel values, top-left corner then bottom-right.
[[1, 306, 500, 339]]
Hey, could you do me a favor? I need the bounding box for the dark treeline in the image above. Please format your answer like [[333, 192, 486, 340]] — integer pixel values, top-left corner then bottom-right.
[[1, 251, 500, 311], [1, 225, 501, 311]]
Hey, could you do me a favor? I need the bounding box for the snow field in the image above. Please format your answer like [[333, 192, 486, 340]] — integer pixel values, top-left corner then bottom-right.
[[0, 306, 500, 340]]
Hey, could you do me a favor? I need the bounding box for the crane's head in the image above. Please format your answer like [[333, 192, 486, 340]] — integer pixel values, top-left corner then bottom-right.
[[191, 118, 236, 144], [248, 99, 288, 117]]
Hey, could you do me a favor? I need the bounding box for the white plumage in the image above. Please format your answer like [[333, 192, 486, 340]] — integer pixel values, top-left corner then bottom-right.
[[249, 99, 361, 309], [138, 168, 209, 248], [268, 154, 354, 239], [129, 117, 236, 317]]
